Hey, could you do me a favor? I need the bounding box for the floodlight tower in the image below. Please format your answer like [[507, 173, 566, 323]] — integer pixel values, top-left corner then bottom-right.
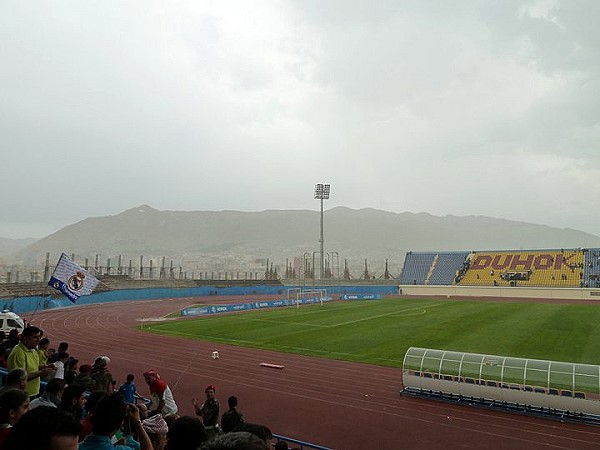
[[314, 183, 330, 280]]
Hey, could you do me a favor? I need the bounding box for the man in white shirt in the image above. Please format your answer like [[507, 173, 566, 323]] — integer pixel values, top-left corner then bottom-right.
[[29, 378, 65, 409]]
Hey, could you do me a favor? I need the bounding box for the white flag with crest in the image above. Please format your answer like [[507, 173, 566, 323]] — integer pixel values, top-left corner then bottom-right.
[[48, 253, 99, 303]]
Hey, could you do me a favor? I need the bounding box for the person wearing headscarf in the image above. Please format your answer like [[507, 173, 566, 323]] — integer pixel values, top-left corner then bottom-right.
[[142, 413, 168, 450], [143, 369, 178, 417]]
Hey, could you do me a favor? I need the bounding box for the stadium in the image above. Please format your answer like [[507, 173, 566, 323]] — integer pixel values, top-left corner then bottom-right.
[[2, 246, 600, 449], [4, 1, 600, 448]]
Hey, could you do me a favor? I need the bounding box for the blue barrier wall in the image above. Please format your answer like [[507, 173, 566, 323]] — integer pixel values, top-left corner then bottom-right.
[[339, 294, 383, 300], [0, 284, 398, 315], [182, 296, 334, 317]]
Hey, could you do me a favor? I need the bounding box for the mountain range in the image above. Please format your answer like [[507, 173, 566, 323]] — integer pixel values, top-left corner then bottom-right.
[[3, 205, 600, 277], [0, 237, 37, 258]]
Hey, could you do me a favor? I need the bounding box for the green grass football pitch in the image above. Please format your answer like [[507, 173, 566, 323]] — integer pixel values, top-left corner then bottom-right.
[[141, 297, 600, 367]]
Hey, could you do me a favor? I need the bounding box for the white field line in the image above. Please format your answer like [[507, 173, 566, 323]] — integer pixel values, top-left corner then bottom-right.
[[148, 303, 443, 330], [144, 304, 444, 363], [240, 303, 444, 329], [327, 304, 442, 328]]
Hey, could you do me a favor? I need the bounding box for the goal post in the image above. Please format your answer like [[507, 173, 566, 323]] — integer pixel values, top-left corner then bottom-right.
[[295, 288, 327, 309], [287, 288, 303, 302]]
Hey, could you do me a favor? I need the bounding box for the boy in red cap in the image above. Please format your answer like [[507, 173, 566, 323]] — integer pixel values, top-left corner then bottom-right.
[[192, 385, 221, 440], [144, 369, 178, 417]]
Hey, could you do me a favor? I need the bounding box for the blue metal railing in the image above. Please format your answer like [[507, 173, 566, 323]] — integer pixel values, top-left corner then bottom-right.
[[272, 433, 333, 450]]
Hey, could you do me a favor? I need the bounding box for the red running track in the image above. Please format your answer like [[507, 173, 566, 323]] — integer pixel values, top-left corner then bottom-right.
[[32, 297, 600, 449]]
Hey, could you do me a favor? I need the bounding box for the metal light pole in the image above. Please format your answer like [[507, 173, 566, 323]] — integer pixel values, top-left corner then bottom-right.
[[327, 251, 339, 280], [303, 252, 310, 288], [312, 251, 319, 287], [314, 183, 330, 280]]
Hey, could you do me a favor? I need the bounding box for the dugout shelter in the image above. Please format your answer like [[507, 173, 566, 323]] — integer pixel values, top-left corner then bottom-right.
[[402, 347, 600, 420]]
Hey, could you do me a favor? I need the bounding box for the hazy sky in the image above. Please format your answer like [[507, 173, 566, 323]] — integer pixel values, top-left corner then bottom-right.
[[2, 0, 599, 239]]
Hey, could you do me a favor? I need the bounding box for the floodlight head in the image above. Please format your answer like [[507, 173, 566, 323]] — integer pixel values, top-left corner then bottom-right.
[[314, 183, 331, 199]]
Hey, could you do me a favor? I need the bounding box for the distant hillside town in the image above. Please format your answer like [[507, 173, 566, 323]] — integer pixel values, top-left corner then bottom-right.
[[1, 205, 599, 286]]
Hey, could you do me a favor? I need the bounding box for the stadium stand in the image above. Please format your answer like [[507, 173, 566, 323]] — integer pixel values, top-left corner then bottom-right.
[[399, 252, 435, 285], [399, 252, 469, 285], [427, 252, 470, 285], [458, 250, 584, 287], [400, 248, 596, 288], [583, 249, 600, 288]]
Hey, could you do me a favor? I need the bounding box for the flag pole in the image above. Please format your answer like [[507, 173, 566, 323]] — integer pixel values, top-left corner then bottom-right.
[[29, 283, 50, 326], [29, 254, 61, 325]]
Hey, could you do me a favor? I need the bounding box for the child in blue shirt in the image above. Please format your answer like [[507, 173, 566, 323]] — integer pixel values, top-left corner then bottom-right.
[[118, 374, 138, 404]]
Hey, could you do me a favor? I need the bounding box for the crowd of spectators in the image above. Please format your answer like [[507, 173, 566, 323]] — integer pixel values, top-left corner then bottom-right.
[[0, 326, 294, 450]]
